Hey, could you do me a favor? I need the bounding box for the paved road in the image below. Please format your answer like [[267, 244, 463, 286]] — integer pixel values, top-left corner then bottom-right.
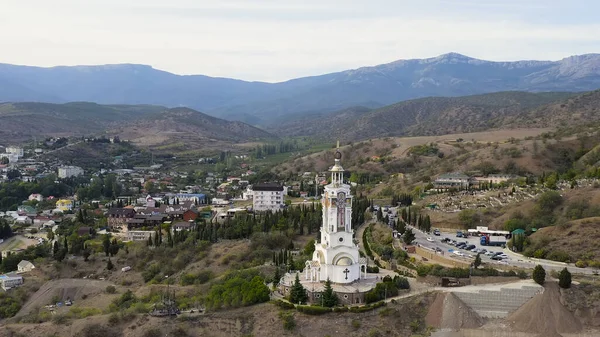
[[410, 225, 595, 275]]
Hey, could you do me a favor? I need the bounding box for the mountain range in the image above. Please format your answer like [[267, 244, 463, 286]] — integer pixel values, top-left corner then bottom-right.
[[2, 53, 600, 125], [3, 89, 600, 145]]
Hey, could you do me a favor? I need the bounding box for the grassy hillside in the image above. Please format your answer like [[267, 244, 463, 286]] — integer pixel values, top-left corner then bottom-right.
[[0, 103, 276, 145], [270, 91, 578, 141]]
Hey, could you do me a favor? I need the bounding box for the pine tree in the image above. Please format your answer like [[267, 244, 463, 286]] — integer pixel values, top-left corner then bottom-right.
[[321, 278, 338, 307], [558, 267, 571, 289], [107, 258, 114, 270], [63, 236, 69, 253], [532, 265, 546, 285], [147, 234, 153, 247], [289, 273, 308, 304]]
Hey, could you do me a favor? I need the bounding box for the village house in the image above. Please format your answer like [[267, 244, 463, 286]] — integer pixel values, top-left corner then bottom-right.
[[183, 209, 198, 222], [172, 221, 194, 232], [482, 174, 519, 185], [58, 166, 84, 179], [15, 216, 33, 225], [433, 173, 473, 190], [17, 260, 35, 273], [107, 208, 136, 230], [28, 194, 44, 202], [126, 214, 165, 230], [55, 199, 74, 212]]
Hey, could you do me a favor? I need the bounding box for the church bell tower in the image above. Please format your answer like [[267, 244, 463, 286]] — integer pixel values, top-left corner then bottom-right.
[[306, 142, 366, 284]]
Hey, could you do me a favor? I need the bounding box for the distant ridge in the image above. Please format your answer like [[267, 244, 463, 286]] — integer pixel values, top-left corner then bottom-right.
[[1, 53, 600, 124], [268, 91, 586, 141], [0, 102, 275, 143]]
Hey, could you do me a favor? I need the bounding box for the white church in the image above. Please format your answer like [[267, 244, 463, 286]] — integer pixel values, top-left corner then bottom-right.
[[305, 147, 367, 283], [280, 145, 378, 305]]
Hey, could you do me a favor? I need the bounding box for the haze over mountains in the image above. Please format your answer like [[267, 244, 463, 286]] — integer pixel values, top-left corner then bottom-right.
[[2, 53, 600, 125]]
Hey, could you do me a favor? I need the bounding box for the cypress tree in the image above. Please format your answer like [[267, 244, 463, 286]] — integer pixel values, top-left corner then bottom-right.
[[273, 267, 281, 286], [532, 265, 546, 285], [558, 267, 572, 289]]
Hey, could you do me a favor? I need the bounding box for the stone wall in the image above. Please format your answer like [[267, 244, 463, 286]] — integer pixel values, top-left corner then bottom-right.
[[278, 284, 367, 305]]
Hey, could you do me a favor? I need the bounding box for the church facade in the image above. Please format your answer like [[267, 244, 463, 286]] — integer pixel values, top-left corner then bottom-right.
[[304, 147, 367, 284]]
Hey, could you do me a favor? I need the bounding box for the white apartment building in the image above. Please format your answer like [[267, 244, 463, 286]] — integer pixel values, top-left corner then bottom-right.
[[252, 183, 285, 212], [0, 153, 19, 164], [58, 166, 84, 178], [6, 147, 24, 157], [0, 273, 24, 290]]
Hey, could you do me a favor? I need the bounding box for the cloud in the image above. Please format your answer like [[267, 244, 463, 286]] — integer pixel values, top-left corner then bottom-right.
[[0, 0, 599, 82]]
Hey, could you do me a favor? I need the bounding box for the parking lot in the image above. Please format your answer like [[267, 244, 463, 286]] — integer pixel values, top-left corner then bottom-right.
[[412, 227, 511, 265]]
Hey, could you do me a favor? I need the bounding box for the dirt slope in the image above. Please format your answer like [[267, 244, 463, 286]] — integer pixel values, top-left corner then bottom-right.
[[507, 282, 582, 336], [15, 279, 116, 318], [425, 292, 484, 330]]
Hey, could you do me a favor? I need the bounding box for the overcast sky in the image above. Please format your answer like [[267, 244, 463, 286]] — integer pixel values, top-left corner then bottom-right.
[[1, 0, 599, 82]]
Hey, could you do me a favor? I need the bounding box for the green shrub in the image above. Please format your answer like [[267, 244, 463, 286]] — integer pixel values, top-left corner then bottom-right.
[[532, 265, 546, 285], [279, 311, 295, 330], [517, 270, 528, 279], [351, 319, 361, 329], [271, 300, 295, 310], [575, 260, 588, 268], [546, 250, 571, 263], [296, 305, 332, 315], [204, 270, 270, 310], [105, 285, 116, 294]]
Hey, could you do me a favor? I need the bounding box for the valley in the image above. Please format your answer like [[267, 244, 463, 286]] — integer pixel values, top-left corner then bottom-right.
[[1, 56, 600, 337]]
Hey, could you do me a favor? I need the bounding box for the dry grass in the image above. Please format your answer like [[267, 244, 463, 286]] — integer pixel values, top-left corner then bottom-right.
[[529, 217, 600, 262]]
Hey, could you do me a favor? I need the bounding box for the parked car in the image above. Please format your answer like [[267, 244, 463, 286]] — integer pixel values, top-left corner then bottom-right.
[[426, 237, 434, 242], [479, 249, 488, 254], [485, 251, 496, 256], [491, 255, 504, 261], [456, 231, 464, 238], [465, 244, 476, 250]]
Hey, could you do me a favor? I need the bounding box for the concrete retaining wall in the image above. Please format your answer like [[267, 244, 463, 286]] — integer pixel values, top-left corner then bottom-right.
[[453, 285, 542, 318]]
